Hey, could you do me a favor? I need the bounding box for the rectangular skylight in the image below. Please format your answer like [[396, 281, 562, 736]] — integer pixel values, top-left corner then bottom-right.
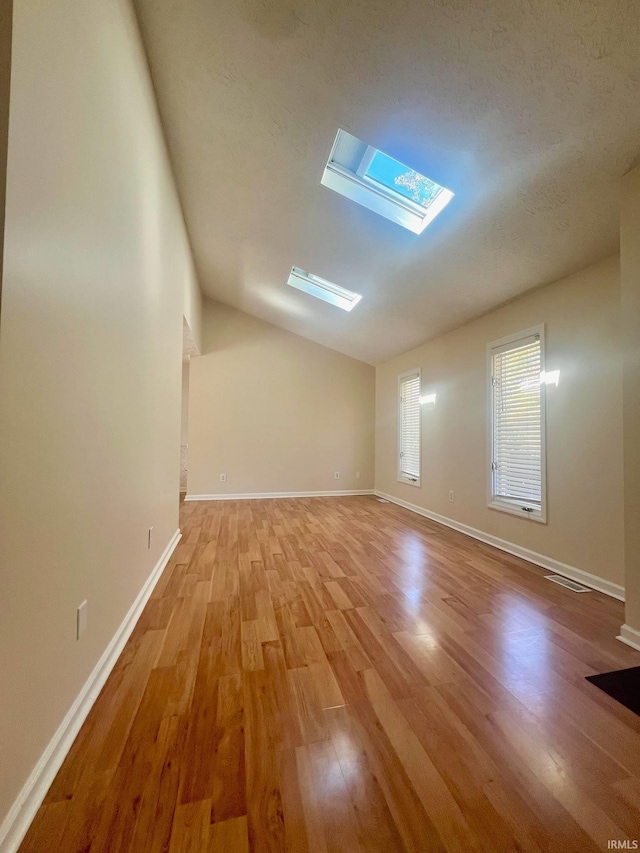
[[287, 267, 362, 311], [321, 129, 454, 234]]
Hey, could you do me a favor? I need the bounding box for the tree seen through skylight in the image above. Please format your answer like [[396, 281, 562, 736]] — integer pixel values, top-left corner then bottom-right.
[[365, 150, 443, 208]]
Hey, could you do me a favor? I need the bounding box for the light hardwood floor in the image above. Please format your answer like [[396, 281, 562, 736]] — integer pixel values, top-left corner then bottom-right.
[[19, 496, 640, 852]]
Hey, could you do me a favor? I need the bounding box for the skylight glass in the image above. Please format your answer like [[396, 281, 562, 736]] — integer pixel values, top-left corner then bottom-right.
[[365, 151, 444, 208], [321, 129, 454, 234], [287, 267, 362, 312]]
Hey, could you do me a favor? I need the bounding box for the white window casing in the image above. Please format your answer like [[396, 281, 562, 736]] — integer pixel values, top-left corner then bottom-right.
[[398, 369, 421, 487], [287, 267, 362, 311], [487, 326, 547, 522]]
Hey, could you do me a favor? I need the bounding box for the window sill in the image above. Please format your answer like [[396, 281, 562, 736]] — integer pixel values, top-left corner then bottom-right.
[[488, 498, 546, 524], [398, 476, 421, 488]]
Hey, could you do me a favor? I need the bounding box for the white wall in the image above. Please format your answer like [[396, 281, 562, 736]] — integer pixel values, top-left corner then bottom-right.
[[621, 166, 640, 639], [187, 300, 376, 497], [181, 360, 190, 446], [0, 0, 10, 307], [375, 256, 624, 589], [0, 0, 199, 835], [183, 278, 202, 355]]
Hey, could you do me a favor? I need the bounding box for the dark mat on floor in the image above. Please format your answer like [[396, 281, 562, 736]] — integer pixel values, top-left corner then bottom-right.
[[586, 666, 640, 716]]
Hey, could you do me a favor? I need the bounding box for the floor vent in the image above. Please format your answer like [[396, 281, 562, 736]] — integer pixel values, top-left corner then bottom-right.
[[376, 498, 390, 503], [545, 575, 591, 593]]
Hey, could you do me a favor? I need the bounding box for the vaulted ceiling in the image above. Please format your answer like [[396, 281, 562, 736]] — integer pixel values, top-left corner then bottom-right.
[[134, 0, 640, 364]]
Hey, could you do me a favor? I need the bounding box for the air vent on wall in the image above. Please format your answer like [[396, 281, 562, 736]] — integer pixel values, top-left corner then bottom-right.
[[545, 575, 591, 593]]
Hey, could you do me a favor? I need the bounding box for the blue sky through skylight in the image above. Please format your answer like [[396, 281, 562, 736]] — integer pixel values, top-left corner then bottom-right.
[[365, 151, 443, 209]]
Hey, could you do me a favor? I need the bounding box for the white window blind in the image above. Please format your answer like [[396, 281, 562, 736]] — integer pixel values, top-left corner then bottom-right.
[[491, 334, 542, 507], [399, 372, 421, 482]]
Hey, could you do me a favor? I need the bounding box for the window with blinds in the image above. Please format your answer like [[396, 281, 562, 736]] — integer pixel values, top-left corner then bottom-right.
[[398, 370, 421, 485], [489, 328, 546, 521]]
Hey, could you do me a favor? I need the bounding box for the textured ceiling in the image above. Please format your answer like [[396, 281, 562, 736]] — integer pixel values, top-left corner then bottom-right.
[[134, 0, 640, 364]]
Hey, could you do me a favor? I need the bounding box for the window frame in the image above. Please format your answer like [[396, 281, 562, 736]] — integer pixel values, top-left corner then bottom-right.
[[354, 146, 429, 216], [321, 129, 454, 235], [486, 325, 547, 523], [397, 368, 422, 488]]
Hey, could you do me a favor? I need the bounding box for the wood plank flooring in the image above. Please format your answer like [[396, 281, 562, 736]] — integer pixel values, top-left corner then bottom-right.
[[19, 496, 640, 852]]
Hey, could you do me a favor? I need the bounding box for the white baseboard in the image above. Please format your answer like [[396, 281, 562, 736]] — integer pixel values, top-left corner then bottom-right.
[[617, 624, 640, 652], [374, 490, 625, 602], [0, 529, 182, 853], [184, 490, 374, 501]]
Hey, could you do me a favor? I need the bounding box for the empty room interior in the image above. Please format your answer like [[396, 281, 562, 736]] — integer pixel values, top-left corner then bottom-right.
[[2, 0, 640, 851]]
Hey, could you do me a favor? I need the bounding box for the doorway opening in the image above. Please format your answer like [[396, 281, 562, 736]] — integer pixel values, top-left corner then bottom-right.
[[181, 317, 200, 501]]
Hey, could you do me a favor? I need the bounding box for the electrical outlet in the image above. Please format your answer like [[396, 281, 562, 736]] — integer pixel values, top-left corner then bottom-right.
[[449, 490, 455, 503], [355, 471, 360, 479], [148, 527, 153, 549], [220, 473, 227, 483], [334, 472, 340, 480], [77, 600, 88, 639]]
